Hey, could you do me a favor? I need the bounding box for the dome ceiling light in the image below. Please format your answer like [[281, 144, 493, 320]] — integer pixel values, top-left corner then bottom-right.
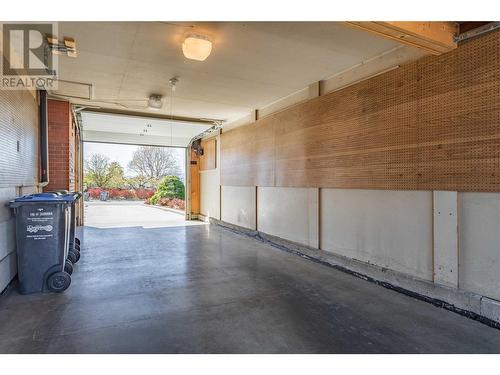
[[147, 94, 163, 110], [182, 34, 212, 61]]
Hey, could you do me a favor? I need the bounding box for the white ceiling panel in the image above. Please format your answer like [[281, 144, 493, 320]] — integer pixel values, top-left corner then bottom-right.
[[53, 22, 422, 123]]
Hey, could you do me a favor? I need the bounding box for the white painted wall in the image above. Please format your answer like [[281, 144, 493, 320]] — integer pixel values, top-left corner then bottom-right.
[[211, 182, 500, 307], [433, 191, 458, 288], [257, 85, 314, 118], [320, 189, 434, 281], [0, 187, 17, 291], [199, 135, 221, 220], [320, 45, 425, 94], [1, 187, 39, 292], [200, 171, 220, 219], [459, 193, 500, 301], [0, 91, 39, 292], [257, 187, 319, 247], [221, 186, 256, 230]]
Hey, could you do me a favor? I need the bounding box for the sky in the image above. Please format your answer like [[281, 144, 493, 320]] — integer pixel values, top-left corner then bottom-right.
[[83, 142, 186, 179]]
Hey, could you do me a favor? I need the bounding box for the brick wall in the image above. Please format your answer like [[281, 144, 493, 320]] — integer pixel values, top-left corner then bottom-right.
[[44, 99, 72, 192]]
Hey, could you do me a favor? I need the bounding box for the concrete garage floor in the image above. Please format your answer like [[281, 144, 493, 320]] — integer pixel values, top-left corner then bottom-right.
[[1, 205, 500, 353]]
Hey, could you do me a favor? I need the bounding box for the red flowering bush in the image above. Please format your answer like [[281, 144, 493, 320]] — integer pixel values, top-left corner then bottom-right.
[[107, 189, 138, 200], [156, 197, 185, 210], [87, 188, 102, 199], [169, 198, 185, 210], [86, 188, 151, 200], [107, 189, 120, 199], [136, 189, 155, 200]]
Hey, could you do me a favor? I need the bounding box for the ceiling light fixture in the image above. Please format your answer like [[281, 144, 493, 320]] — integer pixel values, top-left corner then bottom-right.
[[182, 34, 212, 61], [147, 94, 163, 110]]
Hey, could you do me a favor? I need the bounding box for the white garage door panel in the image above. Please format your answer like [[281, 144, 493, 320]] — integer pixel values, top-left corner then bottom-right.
[[81, 111, 211, 147]]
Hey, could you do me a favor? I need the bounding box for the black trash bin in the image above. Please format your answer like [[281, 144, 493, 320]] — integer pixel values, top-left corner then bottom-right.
[[67, 192, 82, 263], [50, 190, 82, 264], [8, 192, 77, 294]]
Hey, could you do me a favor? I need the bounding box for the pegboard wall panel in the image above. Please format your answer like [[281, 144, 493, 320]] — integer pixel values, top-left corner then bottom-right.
[[221, 114, 275, 187], [220, 30, 500, 191], [0, 90, 39, 188]]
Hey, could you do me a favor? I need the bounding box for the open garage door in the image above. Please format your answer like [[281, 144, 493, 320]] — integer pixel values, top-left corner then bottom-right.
[[80, 110, 212, 147], [79, 110, 213, 227]]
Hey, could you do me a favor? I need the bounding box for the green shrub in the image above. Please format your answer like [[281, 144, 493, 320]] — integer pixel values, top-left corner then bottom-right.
[[150, 176, 185, 205]]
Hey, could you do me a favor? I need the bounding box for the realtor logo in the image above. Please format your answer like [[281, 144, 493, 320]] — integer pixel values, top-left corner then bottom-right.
[[1, 22, 58, 90]]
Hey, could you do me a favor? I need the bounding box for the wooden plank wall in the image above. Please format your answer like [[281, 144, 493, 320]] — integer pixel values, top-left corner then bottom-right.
[[190, 149, 200, 214], [220, 30, 500, 192], [199, 138, 217, 171]]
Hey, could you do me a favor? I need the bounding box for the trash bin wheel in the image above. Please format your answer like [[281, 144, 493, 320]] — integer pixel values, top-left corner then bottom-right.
[[68, 249, 80, 264], [74, 237, 81, 246], [69, 250, 80, 263], [73, 248, 81, 262], [47, 271, 71, 292], [64, 260, 73, 275]]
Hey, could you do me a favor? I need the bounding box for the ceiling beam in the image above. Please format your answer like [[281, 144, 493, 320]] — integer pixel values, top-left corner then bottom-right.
[[346, 22, 458, 55]]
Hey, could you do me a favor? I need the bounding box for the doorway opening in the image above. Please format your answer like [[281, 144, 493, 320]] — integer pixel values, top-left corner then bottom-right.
[[83, 142, 198, 228], [79, 110, 212, 229]]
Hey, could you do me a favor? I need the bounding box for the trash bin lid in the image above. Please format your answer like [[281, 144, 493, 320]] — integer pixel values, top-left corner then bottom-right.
[[8, 192, 77, 207], [48, 190, 82, 199], [50, 190, 70, 195]]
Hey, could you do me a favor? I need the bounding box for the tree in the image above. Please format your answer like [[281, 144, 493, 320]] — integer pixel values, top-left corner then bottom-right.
[[128, 146, 181, 186], [107, 161, 126, 188], [125, 175, 150, 190], [149, 176, 185, 205], [84, 154, 112, 188]]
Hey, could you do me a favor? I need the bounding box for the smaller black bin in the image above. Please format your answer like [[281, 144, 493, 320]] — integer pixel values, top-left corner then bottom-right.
[[8, 192, 77, 294], [50, 190, 82, 263]]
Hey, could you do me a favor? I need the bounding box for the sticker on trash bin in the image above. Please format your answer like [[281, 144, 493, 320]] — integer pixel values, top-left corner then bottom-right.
[[26, 208, 55, 240], [26, 225, 53, 233]]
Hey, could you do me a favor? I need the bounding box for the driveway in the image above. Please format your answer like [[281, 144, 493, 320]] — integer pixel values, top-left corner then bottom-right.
[[84, 200, 205, 228]]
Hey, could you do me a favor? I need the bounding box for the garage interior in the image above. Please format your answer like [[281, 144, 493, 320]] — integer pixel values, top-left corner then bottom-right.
[[1, 21, 500, 353]]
